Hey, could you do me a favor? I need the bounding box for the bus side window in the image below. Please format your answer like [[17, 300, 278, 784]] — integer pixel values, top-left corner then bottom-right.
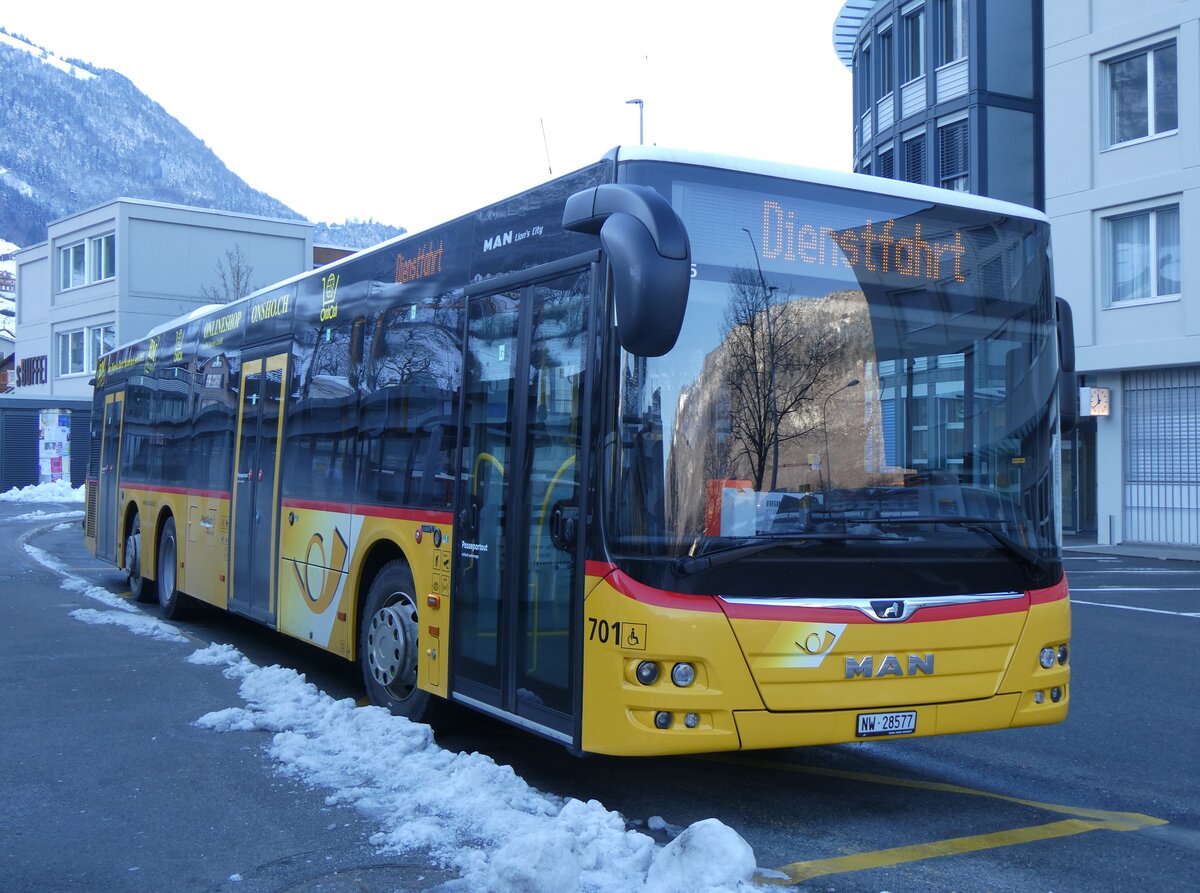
[[357, 299, 462, 510], [284, 320, 359, 505]]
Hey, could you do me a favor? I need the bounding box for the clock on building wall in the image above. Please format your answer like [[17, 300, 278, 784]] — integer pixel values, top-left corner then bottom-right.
[[1088, 387, 1110, 417]]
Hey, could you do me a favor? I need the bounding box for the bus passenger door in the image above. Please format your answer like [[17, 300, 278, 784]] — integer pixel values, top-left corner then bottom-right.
[[230, 349, 289, 623], [451, 271, 591, 744], [96, 391, 124, 564]]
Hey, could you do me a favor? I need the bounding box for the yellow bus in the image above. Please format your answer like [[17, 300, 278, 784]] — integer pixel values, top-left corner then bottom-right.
[[85, 147, 1073, 755]]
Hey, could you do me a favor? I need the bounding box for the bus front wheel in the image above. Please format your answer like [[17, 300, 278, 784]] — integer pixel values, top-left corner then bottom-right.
[[126, 515, 157, 603], [360, 561, 432, 723]]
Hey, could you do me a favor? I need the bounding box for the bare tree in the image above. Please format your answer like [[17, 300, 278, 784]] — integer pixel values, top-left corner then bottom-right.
[[721, 268, 861, 491], [200, 245, 257, 304]]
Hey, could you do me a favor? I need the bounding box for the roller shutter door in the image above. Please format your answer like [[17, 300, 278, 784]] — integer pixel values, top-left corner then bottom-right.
[[1123, 367, 1200, 545]]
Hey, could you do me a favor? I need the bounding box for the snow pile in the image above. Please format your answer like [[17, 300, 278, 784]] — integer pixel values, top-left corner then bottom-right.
[[1, 479, 86, 503], [24, 543, 188, 643], [188, 643, 762, 893], [69, 607, 189, 643]]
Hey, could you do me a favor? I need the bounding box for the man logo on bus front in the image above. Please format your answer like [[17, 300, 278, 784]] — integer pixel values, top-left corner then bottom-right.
[[871, 600, 907, 621]]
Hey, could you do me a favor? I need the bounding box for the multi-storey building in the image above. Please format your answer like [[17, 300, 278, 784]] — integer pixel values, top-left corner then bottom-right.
[[1045, 0, 1200, 546], [836, 0, 1044, 209]]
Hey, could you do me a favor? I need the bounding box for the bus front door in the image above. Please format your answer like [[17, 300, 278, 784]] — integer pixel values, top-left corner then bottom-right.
[[230, 350, 289, 624], [451, 271, 591, 744], [96, 391, 124, 564]]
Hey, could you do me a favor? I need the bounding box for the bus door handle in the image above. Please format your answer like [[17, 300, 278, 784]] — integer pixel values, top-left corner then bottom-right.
[[457, 499, 480, 534], [550, 502, 579, 552]]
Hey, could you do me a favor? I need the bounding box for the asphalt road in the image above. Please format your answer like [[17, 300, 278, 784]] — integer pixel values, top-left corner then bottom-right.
[[0, 503, 457, 893], [3, 502, 1199, 892]]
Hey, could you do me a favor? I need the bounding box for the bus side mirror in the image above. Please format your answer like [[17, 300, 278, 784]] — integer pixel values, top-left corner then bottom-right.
[[1056, 297, 1078, 435], [563, 184, 690, 357]]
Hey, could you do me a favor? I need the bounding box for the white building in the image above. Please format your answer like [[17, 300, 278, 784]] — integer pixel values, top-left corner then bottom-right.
[[10, 199, 313, 400], [1045, 0, 1200, 546]]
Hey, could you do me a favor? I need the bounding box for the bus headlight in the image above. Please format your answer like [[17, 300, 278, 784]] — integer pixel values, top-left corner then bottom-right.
[[1039, 647, 1057, 669], [671, 662, 695, 687], [636, 661, 659, 685], [1058, 644, 1069, 665]]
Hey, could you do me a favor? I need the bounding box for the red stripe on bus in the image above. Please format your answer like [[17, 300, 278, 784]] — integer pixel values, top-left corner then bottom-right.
[[718, 595, 1030, 624], [585, 561, 723, 613], [587, 559, 1059, 623], [1030, 576, 1070, 604], [280, 497, 452, 526], [120, 482, 230, 500]]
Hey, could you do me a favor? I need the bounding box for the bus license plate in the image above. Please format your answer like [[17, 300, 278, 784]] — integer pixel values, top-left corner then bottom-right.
[[857, 710, 917, 738]]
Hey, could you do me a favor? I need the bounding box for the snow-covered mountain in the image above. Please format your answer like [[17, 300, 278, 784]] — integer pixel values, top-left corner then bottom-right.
[[0, 29, 403, 251]]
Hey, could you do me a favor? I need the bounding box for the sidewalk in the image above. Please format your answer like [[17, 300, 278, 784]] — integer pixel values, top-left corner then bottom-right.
[[1063, 532, 1200, 563]]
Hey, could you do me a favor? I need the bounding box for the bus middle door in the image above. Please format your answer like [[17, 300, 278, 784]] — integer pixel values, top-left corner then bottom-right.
[[230, 348, 289, 623]]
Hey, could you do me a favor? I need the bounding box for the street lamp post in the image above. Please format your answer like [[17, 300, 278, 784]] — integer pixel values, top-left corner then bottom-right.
[[626, 99, 644, 145], [742, 228, 780, 491], [822, 378, 861, 492]]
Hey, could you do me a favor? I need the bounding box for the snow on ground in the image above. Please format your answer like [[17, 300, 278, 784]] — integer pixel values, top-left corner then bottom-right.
[[11, 509, 83, 522], [20, 513, 765, 893], [0, 479, 85, 503]]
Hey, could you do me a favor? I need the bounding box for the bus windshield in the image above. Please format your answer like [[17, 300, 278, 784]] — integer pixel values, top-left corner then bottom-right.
[[606, 162, 1062, 598]]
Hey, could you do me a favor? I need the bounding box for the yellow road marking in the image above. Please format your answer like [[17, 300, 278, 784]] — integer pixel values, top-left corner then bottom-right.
[[701, 755, 1168, 884]]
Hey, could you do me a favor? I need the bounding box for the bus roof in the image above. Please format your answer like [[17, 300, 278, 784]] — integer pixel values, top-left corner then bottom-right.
[[609, 145, 1050, 225]]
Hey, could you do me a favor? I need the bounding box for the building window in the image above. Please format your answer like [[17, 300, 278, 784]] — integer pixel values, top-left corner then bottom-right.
[[938, 117, 968, 191], [59, 242, 85, 290], [1106, 205, 1180, 303], [878, 144, 895, 179], [56, 330, 85, 376], [856, 40, 873, 112], [903, 132, 926, 184], [89, 323, 116, 367], [90, 233, 116, 281], [940, 0, 967, 64], [1106, 41, 1177, 147], [878, 26, 894, 97], [902, 3, 926, 83], [56, 322, 115, 377], [58, 232, 117, 290]]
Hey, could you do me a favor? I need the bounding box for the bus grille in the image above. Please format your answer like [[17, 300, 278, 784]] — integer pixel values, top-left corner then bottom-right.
[[85, 481, 98, 539]]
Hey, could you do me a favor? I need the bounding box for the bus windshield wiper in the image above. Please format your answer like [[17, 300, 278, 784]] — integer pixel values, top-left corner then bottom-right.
[[672, 533, 900, 577], [867, 516, 1047, 575]]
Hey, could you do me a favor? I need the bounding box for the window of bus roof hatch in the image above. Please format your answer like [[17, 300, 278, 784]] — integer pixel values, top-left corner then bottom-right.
[[606, 162, 1063, 598]]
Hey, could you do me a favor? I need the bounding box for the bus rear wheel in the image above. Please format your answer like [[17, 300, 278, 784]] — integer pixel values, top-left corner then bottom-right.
[[156, 516, 188, 620], [126, 515, 157, 603], [360, 561, 432, 722]]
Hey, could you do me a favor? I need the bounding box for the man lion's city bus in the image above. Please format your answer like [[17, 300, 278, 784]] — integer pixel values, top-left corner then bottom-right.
[[85, 147, 1073, 756]]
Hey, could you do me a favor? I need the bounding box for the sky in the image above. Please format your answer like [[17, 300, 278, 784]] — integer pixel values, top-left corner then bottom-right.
[[16, 482, 773, 892], [1, 0, 853, 234]]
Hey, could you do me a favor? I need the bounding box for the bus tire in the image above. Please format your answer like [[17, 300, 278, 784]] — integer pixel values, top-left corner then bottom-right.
[[156, 516, 188, 620], [126, 514, 157, 603], [360, 560, 432, 723]]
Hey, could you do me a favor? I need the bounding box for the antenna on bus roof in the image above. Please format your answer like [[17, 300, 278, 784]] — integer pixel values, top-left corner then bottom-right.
[[540, 118, 553, 175]]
